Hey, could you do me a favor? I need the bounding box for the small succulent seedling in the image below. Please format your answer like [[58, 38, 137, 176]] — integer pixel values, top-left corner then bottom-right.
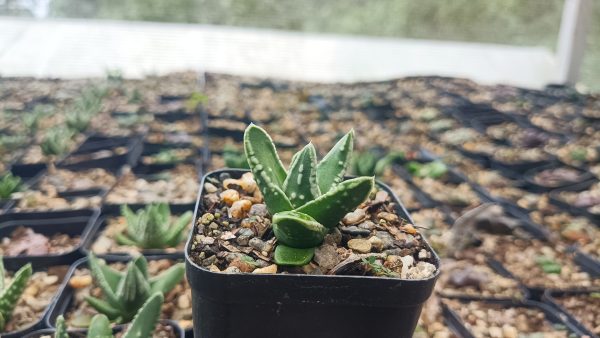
[[0, 257, 32, 332], [244, 124, 374, 266], [0, 135, 27, 152], [149, 149, 182, 164], [116, 203, 193, 249], [406, 160, 448, 179], [0, 173, 21, 199], [85, 253, 184, 323], [54, 292, 164, 338], [23, 105, 52, 134], [65, 109, 93, 133], [352, 150, 404, 177], [41, 127, 73, 157], [223, 144, 250, 169], [185, 92, 208, 112]]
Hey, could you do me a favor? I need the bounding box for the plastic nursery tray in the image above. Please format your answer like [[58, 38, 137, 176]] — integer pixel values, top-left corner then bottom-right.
[[57, 134, 144, 171], [441, 298, 581, 338], [23, 320, 185, 338], [45, 255, 189, 336], [542, 289, 600, 338], [572, 249, 600, 277], [549, 181, 600, 224], [0, 263, 69, 338], [0, 208, 100, 270], [6, 187, 107, 214], [521, 162, 596, 193], [185, 169, 441, 338], [81, 204, 193, 260], [153, 109, 199, 123]]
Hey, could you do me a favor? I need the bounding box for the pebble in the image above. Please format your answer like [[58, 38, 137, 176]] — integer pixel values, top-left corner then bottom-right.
[[313, 244, 341, 270], [324, 228, 342, 245], [400, 255, 415, 278], [195, 235, 215, 245], [418, 249, 430, 259], [236, 228, 255, 246], [340, 226, 371, 237], [249, 237, 271, 253], [488, 326, 502, 338], [502, 324, 518, 338], [347, 238, 372, 253], [177, 295, 191, 309], [220, 189, 240, 206], [229, 259, 255, 273], [200, 213, 215, 225], [204, 183, 217, 193], [229, 199, 252, 218], [406, 262, 437, 279], [248, 204, 269, 217], [343, 209, 366, 225], [69, 275, 92, 289], [253, 264, 277, 274], [374, 191, 389, 204], [373, 231, 395, 249], [377, 212, 399, 223], [368, 236, 384, 252], [224, 266, 241, 274], [358, 220, 376, 231]]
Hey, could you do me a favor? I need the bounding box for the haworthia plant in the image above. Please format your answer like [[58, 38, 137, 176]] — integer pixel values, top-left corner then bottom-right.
[[54, 292, 164, 338], [0, 173, 21, 199], [0, 258, 32, 332], [85, 253, 184, 323], [243, 124, 374, 266], [116, 203, 193, 249]]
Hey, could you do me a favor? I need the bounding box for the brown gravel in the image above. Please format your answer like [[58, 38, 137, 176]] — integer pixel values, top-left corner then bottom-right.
[[0, 226, 80, 256], [554, 293, 600, 335], [443, 299, 572, 338]]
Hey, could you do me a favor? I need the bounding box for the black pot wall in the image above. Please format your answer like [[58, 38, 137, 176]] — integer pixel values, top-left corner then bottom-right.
[[185, 169, 440, 338]]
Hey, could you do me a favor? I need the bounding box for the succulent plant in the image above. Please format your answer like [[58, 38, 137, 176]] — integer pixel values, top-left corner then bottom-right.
[[406, 160, 448, 179], [41, 127, 73, 157], [116, 203, 193, 249], [54, 292, 164, 338], [0, 173, 21, 199], [351, 150, 404, 177], [0, 134, 27, 152], [0, 258, 32, 332], [65, 109, 93, 133], [23, 105, 52, 134], [149, 149, 183, 164], [185, 92, 208, 112], [223, 144, 250, 169], [85, 253, 184, 323], [244, 124, 374, 266]]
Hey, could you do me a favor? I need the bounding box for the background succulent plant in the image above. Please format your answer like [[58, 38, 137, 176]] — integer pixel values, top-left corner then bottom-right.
[[351, 150, 405, 177], [0, 173, 21, 199], [223, 144, 250, 169], [40, 127, 74, 157], [0, 258, 32, 332], [243, 124, 374, 266], [85, 253, 184, 323], [55, 292, 164, 338], [406, 160, 448, 179], [116, 203, 193, 249]]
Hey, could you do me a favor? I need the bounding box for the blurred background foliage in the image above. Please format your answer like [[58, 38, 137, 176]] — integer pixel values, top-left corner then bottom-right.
[[2, 0, 599, 90]]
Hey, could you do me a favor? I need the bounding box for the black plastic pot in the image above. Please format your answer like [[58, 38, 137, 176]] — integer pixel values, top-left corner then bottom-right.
[[0, 208, 100, 270], [10, 162, 47, 180], [57, 134, 143, 171], [489, 156, 556, 180], [542, 289, 600, 338], [46, 255, 190, 335], [24, 320, 185, 338], [154, 110, 198, 123], [0, 264, 69, 338], [82, 203, 192, 260], [6, 188, 107, 214], [441, 298, 581, 338], [185, 169, 440, 338], [522, 163, 596, 193], [572, 249, 600, 277]]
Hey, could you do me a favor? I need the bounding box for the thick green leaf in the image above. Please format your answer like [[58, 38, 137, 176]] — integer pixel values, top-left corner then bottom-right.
[[122, 293, 164, 338], [0, 263, 31, 322], [149, 263, 185, 295], [296, 177, 374, 229], [316, 130, 354, 193], [88, 253, 124, 311], [87, 314, 113, 337], [244, 124, 293, 213], [54, 315, 70, 338], [244, 124, 287, 188], [84, 296, 122, 320], [274, 245, 315, 266], [164, 211, 193, 247], [283, 143, 320, 208], [272, 211, 327, 248]]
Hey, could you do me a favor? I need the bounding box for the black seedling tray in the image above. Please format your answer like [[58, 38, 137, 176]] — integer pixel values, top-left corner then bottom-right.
[[154, 110, 198, 123], [542, 289, 600, 338], [572, 249, 600, 277], [10, 162, 48, 181], [521, 162, 596, 193], [45, 255, 189, 336], [441, 298, 581, 338], [82, 203, 192, 260], [23, 320, 185, 338], [549, 181, 600, 224], [0, 208, 99, 270], [1, 264, 69, 338], [58, 134, 143, 171], [6, 188, 107, 214], [489, 156, 557, 181]]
